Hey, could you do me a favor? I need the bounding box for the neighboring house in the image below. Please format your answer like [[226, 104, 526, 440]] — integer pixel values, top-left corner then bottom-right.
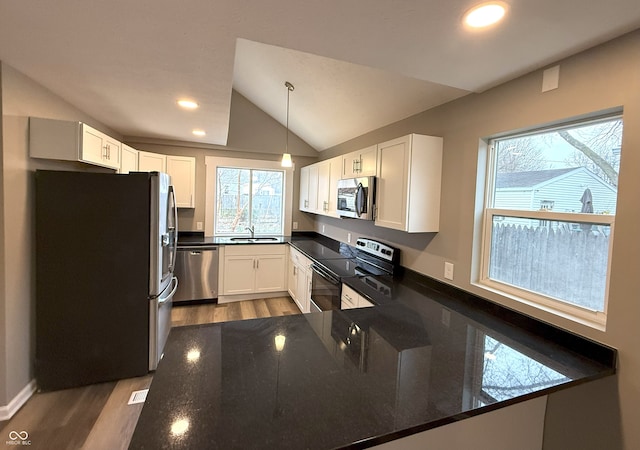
[[495, 167, 617, 214]]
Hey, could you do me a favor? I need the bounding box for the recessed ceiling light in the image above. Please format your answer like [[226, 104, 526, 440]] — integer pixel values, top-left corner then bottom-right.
[[177, 99, 199, 109], [192, 129, 206, 137], [464, 2, 507, 28]]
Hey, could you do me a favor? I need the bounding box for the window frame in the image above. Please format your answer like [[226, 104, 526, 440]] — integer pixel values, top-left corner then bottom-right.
[[477, 114, 621, 330], [204, 156, 294, 238]]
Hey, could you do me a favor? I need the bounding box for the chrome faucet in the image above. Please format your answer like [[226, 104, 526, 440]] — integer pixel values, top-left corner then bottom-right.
[[245, 225, 255, 238]]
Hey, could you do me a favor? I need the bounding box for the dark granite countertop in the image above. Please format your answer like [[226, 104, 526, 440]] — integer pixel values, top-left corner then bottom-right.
[[130, 236, 616, 449]]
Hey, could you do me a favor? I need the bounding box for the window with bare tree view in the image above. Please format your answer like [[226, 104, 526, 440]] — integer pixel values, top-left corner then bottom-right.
[[480, 114, 622, 327], [215, 167, 284, 236]]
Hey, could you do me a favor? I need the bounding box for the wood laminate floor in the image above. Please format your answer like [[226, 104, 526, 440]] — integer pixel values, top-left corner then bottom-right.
[[0, 296, 300, 449]]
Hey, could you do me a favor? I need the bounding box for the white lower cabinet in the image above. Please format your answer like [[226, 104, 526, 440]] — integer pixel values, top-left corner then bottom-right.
[[222, 245, 287, 296], [341, 283, 374, 309], [288, 245, 312, 313]]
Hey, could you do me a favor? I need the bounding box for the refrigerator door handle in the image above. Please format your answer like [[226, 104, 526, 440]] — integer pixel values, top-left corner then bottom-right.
[[168, 185, 179, 271], [158, 277, 178, 304]]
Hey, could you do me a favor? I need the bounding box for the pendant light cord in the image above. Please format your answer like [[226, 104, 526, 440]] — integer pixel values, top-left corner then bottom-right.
[[285, 81, 294, 154]]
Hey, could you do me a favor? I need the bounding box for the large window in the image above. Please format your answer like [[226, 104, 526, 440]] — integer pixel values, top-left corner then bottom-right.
[[215, 167, 285, 236], [204, 156, 293, 238], [480, 114, 622, 328]]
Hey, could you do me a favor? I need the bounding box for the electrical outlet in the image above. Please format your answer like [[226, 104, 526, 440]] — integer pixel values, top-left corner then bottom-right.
[[322, 225, 326, 234], [196, 222, 203, 231], [444, 262, 454, 280], [293, 221, 299, 230], [347, 233, 351, 243]]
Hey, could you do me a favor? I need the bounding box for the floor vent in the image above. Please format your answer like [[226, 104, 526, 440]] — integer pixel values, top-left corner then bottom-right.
[[128, 389, 149, 405]]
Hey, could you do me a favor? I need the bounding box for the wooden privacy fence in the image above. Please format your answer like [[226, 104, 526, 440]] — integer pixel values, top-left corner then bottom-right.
[[490, 223, 609, 311]]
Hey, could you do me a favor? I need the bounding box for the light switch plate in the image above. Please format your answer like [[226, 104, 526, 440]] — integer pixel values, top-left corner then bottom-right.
[[196, 222, 203, 231]]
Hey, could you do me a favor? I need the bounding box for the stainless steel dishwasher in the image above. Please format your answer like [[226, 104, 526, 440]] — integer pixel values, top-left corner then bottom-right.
[[173, 246, 219, 304]]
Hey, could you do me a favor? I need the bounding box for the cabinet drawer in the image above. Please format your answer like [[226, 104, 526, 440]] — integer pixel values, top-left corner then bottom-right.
[[289, 245, 312, 268], [341, 284, 360, 310]]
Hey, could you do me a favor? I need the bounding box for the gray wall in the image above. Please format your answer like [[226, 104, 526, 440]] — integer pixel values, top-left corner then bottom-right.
[[312, 30, 639, 449]]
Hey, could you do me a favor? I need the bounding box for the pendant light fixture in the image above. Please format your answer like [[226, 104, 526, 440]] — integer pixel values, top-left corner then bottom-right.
[[281, 81, 294, 167]]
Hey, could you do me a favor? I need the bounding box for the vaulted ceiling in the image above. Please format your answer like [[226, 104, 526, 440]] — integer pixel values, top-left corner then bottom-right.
[[1, 0, 639, 151]]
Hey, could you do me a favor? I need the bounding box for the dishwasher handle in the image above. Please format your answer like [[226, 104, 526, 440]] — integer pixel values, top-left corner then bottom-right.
[[177, 246, 219, 252]]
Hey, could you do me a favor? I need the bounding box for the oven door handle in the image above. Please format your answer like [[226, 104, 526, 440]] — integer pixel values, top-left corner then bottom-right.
[[311, 263, 340, 285]]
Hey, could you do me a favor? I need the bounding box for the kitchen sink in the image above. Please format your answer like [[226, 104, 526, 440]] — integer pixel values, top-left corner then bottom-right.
[[229, 237, 279, 242]]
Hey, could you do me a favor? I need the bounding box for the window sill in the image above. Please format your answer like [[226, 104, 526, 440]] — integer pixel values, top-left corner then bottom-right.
[[471, 280, 607, 332]]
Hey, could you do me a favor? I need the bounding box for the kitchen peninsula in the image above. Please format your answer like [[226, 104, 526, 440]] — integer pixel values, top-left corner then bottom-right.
[[129, 238, 616, 449]]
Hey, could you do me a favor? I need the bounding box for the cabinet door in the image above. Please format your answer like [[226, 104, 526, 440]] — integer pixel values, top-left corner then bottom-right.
[[80, 125, 120, 170], [139, 151, 167, 172], [80, 125, 105, 167], [316, 160, 331, 214], [300, 166, 310, 211], [103, 134, 121, 168], [222, 256, 256, 295], [358, 145, 378, 177], [341, 145, 377, 178], [341, 150, 358, 178], [296, 265, 310, 313], [120, 144, 139, 174], [287, 258, 298, 301], [166, 155, 196, 208], [375, 136, 410, 231], [327, 156, 342, 217], [307, 164, 319, 212], [255, 255, 286, 293]]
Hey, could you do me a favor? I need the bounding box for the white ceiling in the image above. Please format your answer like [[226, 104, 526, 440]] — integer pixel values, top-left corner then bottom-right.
[[1, 0, 639, 151]]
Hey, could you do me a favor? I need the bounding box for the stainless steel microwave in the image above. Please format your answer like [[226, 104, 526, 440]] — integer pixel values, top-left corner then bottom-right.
[[337, 176, 375, 220]]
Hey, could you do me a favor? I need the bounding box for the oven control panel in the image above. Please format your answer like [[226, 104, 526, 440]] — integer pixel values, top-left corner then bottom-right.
[[355, 238, 397, 262]]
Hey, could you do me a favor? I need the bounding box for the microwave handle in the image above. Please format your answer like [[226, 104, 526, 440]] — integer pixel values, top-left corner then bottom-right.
[[355, 183, 365, 216]]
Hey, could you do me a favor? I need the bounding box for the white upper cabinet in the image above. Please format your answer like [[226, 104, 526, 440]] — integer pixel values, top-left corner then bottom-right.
[[166, 155, 196, 208], [299, 165, 310, 211], [29, 117, 121, 170], [299, 156, 342, 217], [375, 134, 443, 233], [119, 144, 139, 174], [138, 151, 195, 209], [317, 156, 342, 217], [138, 151, 167, 172], [342, 144, 377, 178], [299, 165, 319, 212]]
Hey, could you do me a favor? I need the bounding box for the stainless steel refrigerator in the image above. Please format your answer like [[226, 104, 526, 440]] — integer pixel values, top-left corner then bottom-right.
[[35, 170, 178, 391]]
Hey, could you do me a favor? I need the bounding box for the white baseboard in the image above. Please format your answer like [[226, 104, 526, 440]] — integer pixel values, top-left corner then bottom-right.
[[0, 379, 37, 421]]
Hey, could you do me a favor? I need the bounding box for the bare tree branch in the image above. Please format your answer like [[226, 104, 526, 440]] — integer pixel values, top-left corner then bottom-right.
[[558, 130, 618, 187]]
